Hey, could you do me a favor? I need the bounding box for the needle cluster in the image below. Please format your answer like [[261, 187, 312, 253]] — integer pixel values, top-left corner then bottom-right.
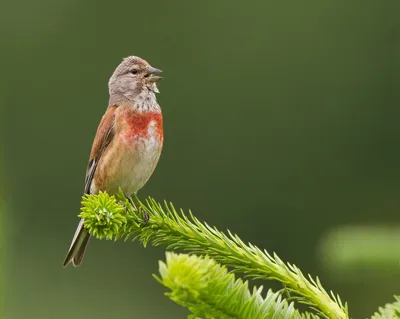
[[156, 252, 317, 319], [78, 190, 399, 319]]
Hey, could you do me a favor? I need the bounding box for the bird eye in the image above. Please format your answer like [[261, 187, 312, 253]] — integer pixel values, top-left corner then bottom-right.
[[130, 69, 139, 74]]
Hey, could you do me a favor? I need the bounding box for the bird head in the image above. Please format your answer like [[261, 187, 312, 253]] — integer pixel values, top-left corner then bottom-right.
[[108, 56, 162, 100]]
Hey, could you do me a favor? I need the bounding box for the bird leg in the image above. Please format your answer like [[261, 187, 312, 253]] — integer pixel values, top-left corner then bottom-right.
[[127, 196, 149, 224]]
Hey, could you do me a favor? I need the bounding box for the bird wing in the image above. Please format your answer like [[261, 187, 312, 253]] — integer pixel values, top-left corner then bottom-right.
[[84, 104, 118, 194]]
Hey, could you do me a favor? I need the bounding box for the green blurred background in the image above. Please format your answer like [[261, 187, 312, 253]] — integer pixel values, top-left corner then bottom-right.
[[1, 0, 400, 318]]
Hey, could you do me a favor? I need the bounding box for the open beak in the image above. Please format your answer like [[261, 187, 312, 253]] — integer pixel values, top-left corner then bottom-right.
[[147, 67, 163, 82]]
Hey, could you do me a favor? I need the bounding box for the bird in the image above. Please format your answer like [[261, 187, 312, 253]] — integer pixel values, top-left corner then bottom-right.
[[63, 56, 164, 267]]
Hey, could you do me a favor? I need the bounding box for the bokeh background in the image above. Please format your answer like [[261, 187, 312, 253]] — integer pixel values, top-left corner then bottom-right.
[[1, 0, 400, 318]]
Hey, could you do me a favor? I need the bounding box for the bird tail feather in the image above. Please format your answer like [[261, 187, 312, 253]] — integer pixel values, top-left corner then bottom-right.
[[63, 219, 90, 267]]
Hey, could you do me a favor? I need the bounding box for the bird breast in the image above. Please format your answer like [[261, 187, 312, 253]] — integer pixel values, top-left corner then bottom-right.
[[118, 110, 163, 194], [93, 108, 163, 196]]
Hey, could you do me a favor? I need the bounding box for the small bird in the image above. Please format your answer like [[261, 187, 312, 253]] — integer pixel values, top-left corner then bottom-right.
[[63, 56, 164, 267]]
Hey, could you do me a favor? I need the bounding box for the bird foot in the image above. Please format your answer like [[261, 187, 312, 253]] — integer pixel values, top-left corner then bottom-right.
[[127, 197, 149, 224]]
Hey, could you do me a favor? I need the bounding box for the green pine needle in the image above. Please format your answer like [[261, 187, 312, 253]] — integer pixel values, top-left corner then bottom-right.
[[155, 252, 319, 319], [370, 296, 400, 319], [80, 190, 348, 318], [79, 192, 126, 240]]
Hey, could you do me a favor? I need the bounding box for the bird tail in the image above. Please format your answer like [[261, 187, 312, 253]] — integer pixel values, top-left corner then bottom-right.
[[63, 219, 91, 267]]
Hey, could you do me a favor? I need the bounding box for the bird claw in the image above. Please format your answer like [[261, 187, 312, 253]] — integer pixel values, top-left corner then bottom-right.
[[127, 197, 149, 224], [142, 209, 149, 224]]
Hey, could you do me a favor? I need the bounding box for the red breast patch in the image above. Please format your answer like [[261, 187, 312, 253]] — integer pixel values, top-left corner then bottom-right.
[[124, 112, 163, 140]]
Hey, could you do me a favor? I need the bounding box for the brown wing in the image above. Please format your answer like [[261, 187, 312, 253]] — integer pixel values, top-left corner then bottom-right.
[[84, 105, 118, 194]]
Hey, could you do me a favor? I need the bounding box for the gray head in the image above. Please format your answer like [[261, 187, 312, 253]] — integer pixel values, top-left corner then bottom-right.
[[108, 56, 162, 105]]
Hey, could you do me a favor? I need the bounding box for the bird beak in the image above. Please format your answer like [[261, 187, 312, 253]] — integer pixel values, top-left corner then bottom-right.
[[147, 67, 163, 82]]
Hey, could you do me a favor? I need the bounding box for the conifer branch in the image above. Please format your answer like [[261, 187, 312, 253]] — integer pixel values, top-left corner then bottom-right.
[[370, 296, 400, 319], [79, 191, 348, 319], [155, 252, 319, 319]]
